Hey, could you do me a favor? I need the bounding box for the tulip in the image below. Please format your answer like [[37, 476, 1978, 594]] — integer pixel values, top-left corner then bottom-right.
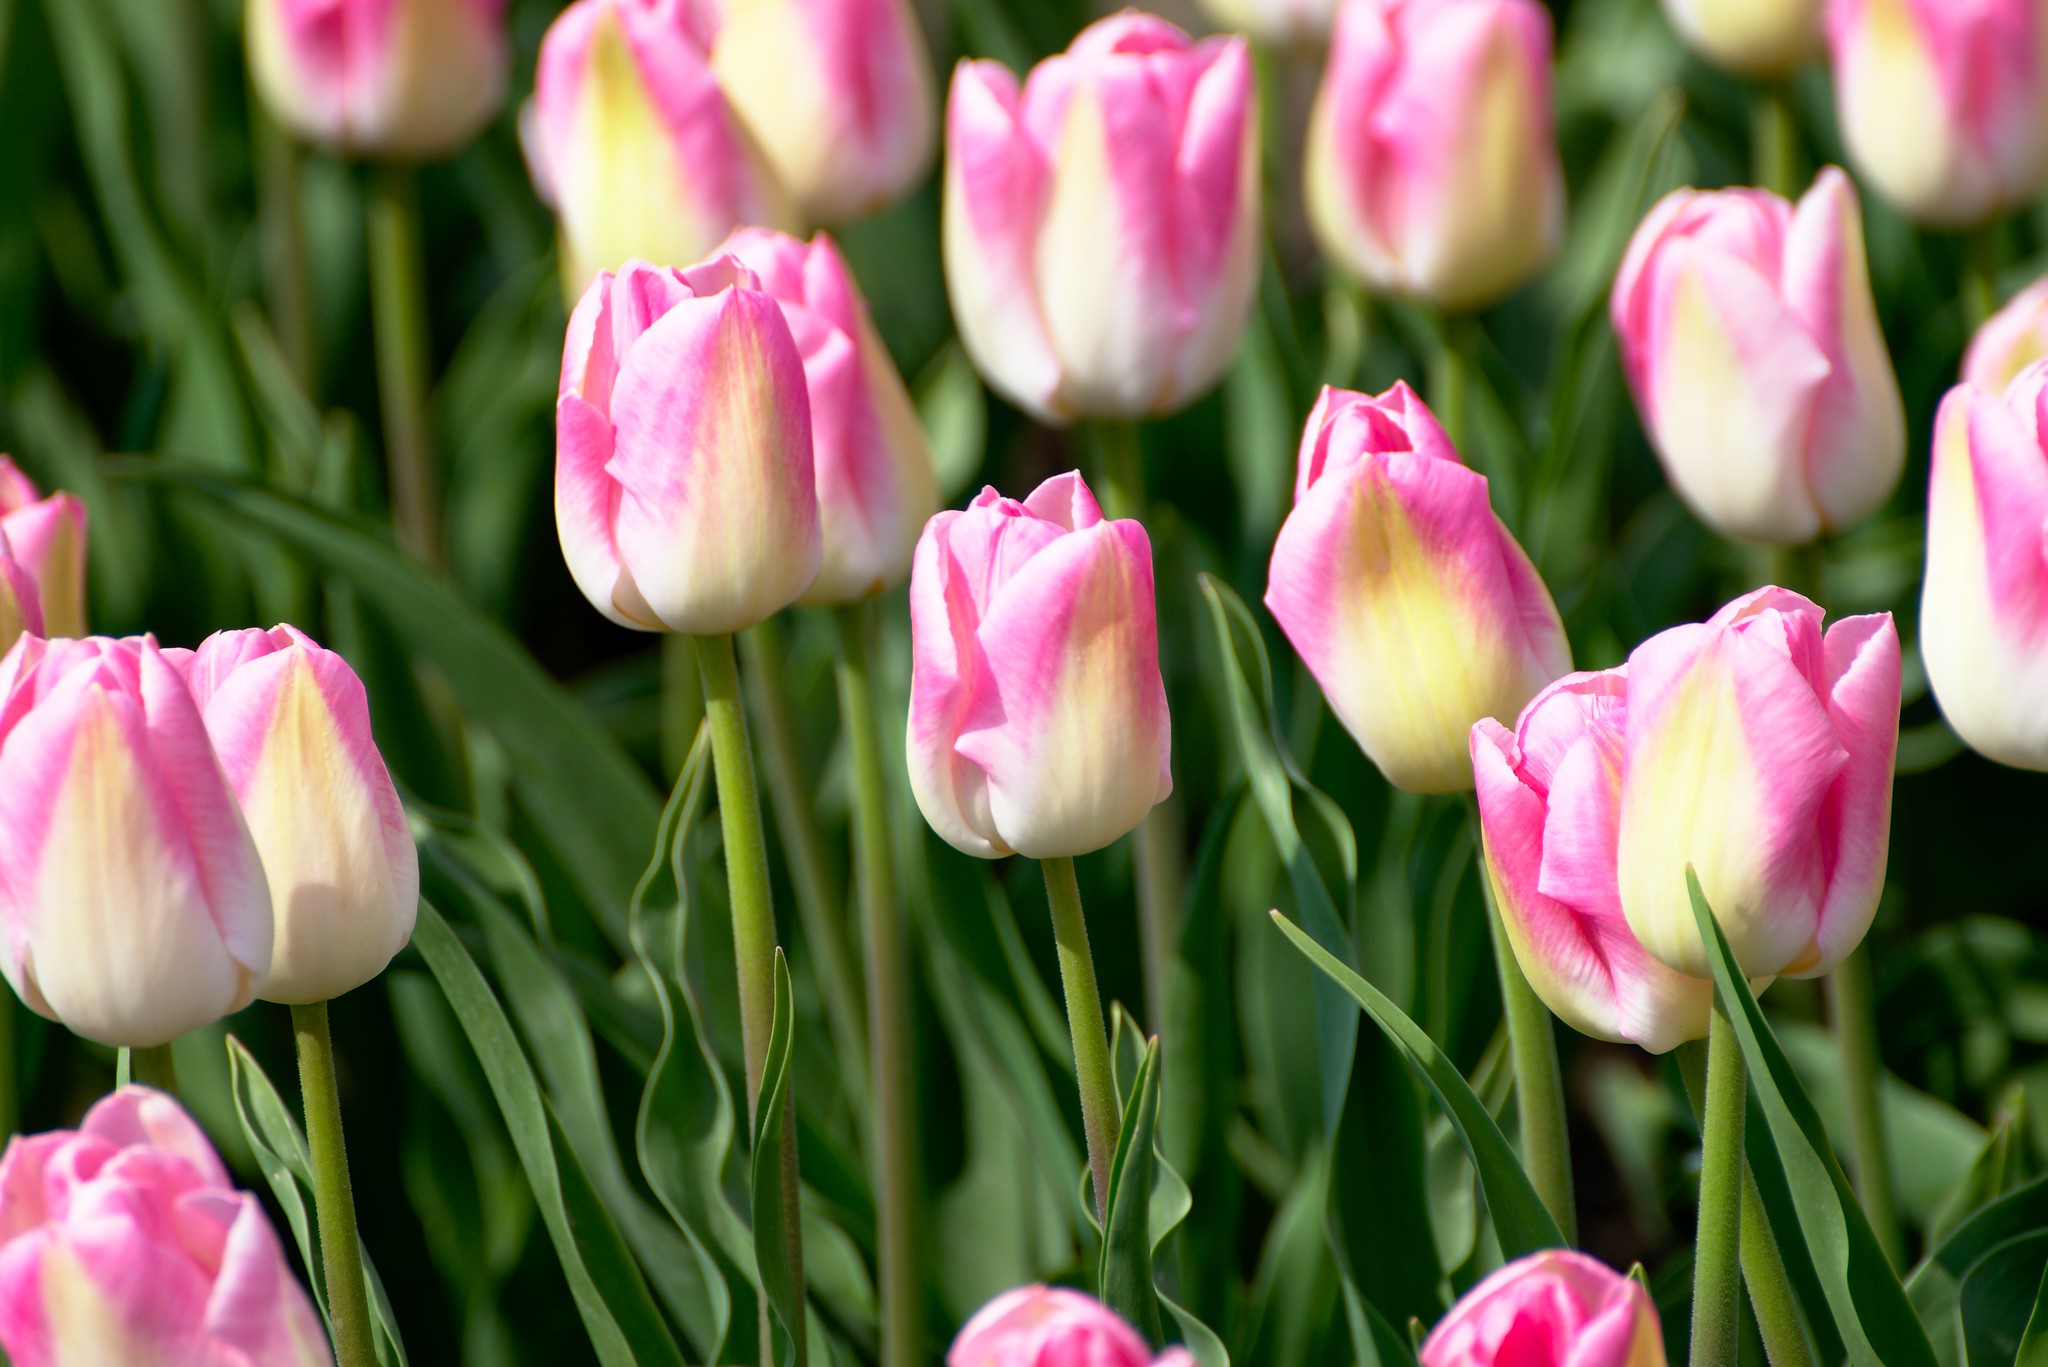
[[1615, 587, 1900, 981], [907, 472, 1171, 860], [1827, 0, 2048, 227], [557, 257, 821, 635], [714, 228, 937, 603], [1660, 0, 1822, 76], [1195, 0, 1340, 47], [0, 460, 87, 638], [1304, 0, 1565, 311], [1962, 276, 2048, 395], [529, 0, 791, 296], [0, 1087, 331, 1367], [0, 534, 43, 660], [169, 626, 417, 1005], [1611, 168, 1904, 544], [1419, 1250, 1667, 1367], [943, 14, 1260, 424], [949, 1285, 1195, 1367], [1266, 382, 1571, 794], [247, 0, 509, 159], [0, 636, 272, 1048]]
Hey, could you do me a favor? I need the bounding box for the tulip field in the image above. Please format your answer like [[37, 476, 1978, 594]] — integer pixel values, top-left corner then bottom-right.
[[11, 0, 2048, 1363]]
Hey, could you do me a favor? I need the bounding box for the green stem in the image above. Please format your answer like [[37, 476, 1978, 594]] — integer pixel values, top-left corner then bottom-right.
[[1829, 947, 1902, 1269], [1135, 798, 1183, 1041], [133, 1043, 179, 1093], [1041, 856, 1120, 1224], [660, 633, 705, 784], [0, 994, 14, 1136], [254, 104, 313, 393], [1751, 87, 1801, 198], [1964, 226, 2002, 330], [1692, 1000, 1747, 1367], [367, 164, 440, 565], [1086, 419, 1146, 523], [293, 1001, 377, 1367]]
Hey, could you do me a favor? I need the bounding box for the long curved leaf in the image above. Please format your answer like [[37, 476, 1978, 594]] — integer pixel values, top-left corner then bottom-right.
[[751, 951, 805, 1367], [1099, 1038, 1166, 1345]]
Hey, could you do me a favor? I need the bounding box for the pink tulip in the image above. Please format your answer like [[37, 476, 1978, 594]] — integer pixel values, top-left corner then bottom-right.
[[247, 0, 509, 159], [1196, 0, 1341, 47], [942, 14, 1260, 423], [1962, 276, 2048, 395], [171, 626, 417, 1005], [948, 1285, 1195, 1367], [1304, 0, 1565, 311], [713, 228, 937, 604], [0, 460, 87, 639], [0, 1087, 331, 1367], [1420, 1250, 1667, 1367], [0, 535, 43, 661], [907, 472, 1170, 860], [1828, 0, 2048, 226], [1660, 0, 1822, 76], [557, 257, 821, 635], [1616, 587, 1899, 980], [1611, 168, 1904, 544], [1266, 382, 1571, 794]]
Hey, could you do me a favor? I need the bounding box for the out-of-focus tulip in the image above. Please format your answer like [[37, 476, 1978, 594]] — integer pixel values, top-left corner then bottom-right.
[[557, 257, 820, 635], [710, 0, 936, 224], [907, 472, 1170, 860], [0, 637, 272, 1047], [1420, 1249, 1667, 1367], [1266, 382, 1570, 794], [714, 228, 937, 604], [170, 627, 417, 1005], [1196, 0, 1341, 47], [1304, 0, 1565, 312], [1615, 587, 1900, 981], [943, 14, 1260, 424], [948, 1285, 1196, 1367], [0, 460, 87, 639], [1611, 168, 1904, 544], [1962, 277, 2048, 394], [529, 0, 790, 295], [0, 535, 42, 661], [1827, 0, 2048, 227], [1660, 0, 1823, 76], [0, 1087, 331, 1367], [247, 0, 509, 159]]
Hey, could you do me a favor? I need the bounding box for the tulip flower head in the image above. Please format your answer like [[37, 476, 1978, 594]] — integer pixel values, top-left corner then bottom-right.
[[1420, 1250, 1667, 1367], [1660, 0, 1823, 76], [948, 1285, 1195, 1367], [1963, 276, 2048, 395], [0, 534, 43, 661], [557, 257, 822, 635], [0, 1088, 331, 1367], [1305, 0, 1566, 311], [943, 14, 1260, 424], [1611, 168, 1904, 545], [0, 460, 87, 639], [1266, 382, 1571, 794], [907, 472, 1171, 860], [1196, 0, 1341, 48]]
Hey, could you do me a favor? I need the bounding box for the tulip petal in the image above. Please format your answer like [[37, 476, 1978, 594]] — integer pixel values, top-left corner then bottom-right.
[[1809, 612, 1900, 974], [906, 510, 1005, 858]]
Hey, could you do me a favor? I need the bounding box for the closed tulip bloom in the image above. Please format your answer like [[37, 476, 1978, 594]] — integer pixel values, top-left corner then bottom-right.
[[0, 534, 43, 661], [1962, 276, 2048, 394], [1828, 0, 2048, 227], [0, 1088, 330, 1367], [908, 472, 1170, 860], [557, 257, 821, 635], [247, 0, 509, 159], [171, 627, 417, 1005], [949, 1285, 1195, 1367], [0, 637, 272, 1047], [1611, 169, 1904, 544], [1305, 0, 1565, 311], [1660, 0, 1823, 76], [0, 460, 87, 638], [943, 14, 1260, 424], [1266, 383, 1571, 794], [1420, 1250, 1666, 1367], [1616, 587, 1900, 981], [1196, 0, 1341, 47], [715, 228, 937, 603]]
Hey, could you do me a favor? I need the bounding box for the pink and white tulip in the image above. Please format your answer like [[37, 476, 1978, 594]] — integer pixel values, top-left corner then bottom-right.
[[0, 1087, 330, 1367], [1266, 383, 1571, 794], [1420, 1250, 1667, 1367], [0, 461, 87, 639], [907, 472, 1170, 860], [557, 257, 821, 635], [1827, 0, 2048, 227], [1611, 169, 1904, 544], [1962, 277, 2048, 395], [948, 1285, 1195, 1367], [247, 0, 509, 159], [943, 14, 1260, 424], [0, 535, 42, 661], [1660, 0, 1823, 76], [1304, 0, 1566, 311], [1616, 588, 1900, 980], [172, 627, 417, 1005], [0, 637, 272, 1047], [1196, 0, 1341, 47], [714, 228, 937, 604]]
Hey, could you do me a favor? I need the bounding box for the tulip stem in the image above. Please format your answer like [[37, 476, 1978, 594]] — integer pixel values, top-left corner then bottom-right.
[[832, 604, 920, 1367], [1041, 855, 1120, 1225], [1829, 946, 1902, 1269], [1692, 998, 1747, 1367], [253, 103, 313, 394], [1751, 87, 1801, 198], [367, 163, 440, 565], [1964, 226, 2002, 329], [0, 995, 13, 1135], [1430, 318, 1472, 452], [133, 1043, 179, 1093], [1087, 419, 1146, 523], [292, 1001, 377, 1367]]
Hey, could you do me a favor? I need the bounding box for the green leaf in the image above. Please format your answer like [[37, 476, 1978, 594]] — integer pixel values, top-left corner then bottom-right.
[[2017, 1250, 2048, 1367], [1958, 1233, 2048, 1367], [1098, 1038, 1166, 1346], [750, 951, 805, 1367], [1912, 1177, 2048, 1366]]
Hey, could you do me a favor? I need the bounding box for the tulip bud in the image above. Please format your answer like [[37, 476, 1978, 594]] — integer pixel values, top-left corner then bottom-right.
[[1195, 0, 1340, 48], [170, 627, 417, 1005], [1616, 587, 1900, 981], [247, 0, 509, 159], [943, 14, 1260, 424], [1660, 0, 1822, 76], [1962, 277, 2048, 395], [907, 472, 1171, 860], [0, 637, 272, 1047], [0, 534, 43, 661], [1611, 169, 1904, 544], [558, 258, 820, 635], [1304, 0, 1565, 311], [949, 1285, 1196, 1367], [1420, 1250, 1667, 1367], [0, 1088, 331, 1367], [1266, 383, 1571, 794], [0, 460, 87, 638], [714, 228, 938, 604], [1828, 0, 2048, 227]]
